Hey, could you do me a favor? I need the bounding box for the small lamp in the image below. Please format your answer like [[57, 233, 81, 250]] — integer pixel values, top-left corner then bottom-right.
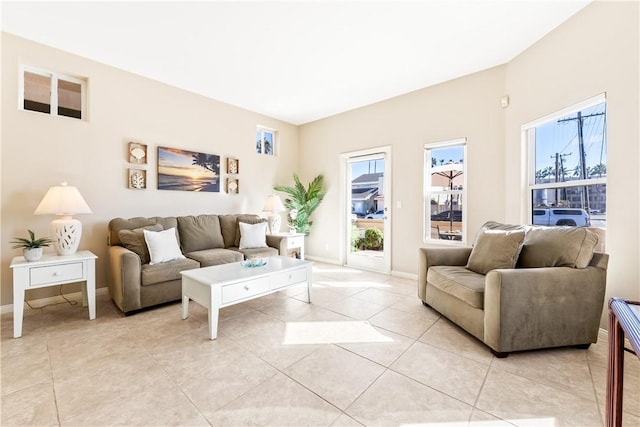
[[34, 182, 92, 255], [262, 194, 285, 234]]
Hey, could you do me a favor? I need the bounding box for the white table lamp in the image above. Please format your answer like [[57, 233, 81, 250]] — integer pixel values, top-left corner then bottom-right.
[[34, 182, 92, 255], [263, 194, 286, 234]]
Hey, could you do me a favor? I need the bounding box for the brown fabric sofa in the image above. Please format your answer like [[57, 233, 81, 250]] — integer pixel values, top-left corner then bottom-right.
[[107, 214, 291, 314], [418, 221, 608, 357]]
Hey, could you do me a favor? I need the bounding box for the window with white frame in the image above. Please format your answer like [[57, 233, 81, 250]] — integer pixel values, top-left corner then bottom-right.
[[523, 94, 606, 236], [19, 66, 86, 120], [424, 138, 466, 243], [256, 126, 276, 156]]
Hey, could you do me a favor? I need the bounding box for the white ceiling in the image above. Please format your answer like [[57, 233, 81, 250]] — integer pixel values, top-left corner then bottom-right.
[[1, 1, 590, 125]]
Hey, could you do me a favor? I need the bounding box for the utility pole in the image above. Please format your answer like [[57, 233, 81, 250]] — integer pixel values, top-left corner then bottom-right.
[[558, 111, 604, 210], [551, 152, 571, 206]]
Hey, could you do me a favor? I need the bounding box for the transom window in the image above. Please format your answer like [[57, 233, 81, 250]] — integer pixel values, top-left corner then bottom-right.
[[424, 138, 466, 243], [523, 94, 606, 242], [256, 126, 276, 156], [19, 66, 87, 120]]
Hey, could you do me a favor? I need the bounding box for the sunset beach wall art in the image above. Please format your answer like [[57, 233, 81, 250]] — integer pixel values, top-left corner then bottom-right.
[[157, 146, 220, 192]]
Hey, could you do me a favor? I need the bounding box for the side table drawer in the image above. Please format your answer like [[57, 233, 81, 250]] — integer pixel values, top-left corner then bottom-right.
[[30, 262, 84, 286], [287, 236, 303, 249], [222, 278, 269, 304], [270, 268, 307, 290]]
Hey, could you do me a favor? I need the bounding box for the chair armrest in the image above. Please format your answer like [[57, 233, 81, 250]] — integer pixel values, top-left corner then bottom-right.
[[108, 245, 142, 313], [418, 247, 472, 300], [266, 235, 287, 255], [484, 265, 607, 353]]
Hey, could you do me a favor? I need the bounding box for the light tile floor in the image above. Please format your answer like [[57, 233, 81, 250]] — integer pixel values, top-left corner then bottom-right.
[[1, 262, 639, 426]]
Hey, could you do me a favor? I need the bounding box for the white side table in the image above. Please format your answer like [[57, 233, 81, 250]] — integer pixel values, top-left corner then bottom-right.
[[10, 250, 97, 338], [270, 232, 305, 259]]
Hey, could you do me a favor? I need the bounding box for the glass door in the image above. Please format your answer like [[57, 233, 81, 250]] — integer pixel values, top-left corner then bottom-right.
[[343, 148, 391, 273]]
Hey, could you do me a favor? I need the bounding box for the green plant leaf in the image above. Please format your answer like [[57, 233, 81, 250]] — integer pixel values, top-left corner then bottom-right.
[[274, 174, 326, 236]]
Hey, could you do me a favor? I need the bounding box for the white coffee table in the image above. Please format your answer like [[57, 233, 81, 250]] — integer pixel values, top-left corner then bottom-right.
[[181, 256, 312, 340]]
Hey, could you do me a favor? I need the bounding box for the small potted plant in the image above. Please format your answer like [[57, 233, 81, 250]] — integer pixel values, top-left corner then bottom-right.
[[11, 230, 54, 262]]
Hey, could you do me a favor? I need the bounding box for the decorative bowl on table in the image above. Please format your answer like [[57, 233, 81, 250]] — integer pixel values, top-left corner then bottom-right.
[[241, 257, 267, 268]]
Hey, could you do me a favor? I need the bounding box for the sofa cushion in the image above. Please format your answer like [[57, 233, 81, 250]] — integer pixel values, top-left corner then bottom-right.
[[518, 226, 599, 268], [236, 246, 279, 259], [235, 216, 268, 247], [219, 214, 266, 248], [144, 228, 186, 265], [466, 229, 525, 275], [428, 266, 486, 309], [108, 216, 178, 246], [118, 224, 164, 264], [185, 248, 243, 267], [219, 215, 240, 248], [141, 257, 200, 286], [239, 221, 268, 249], [177, 215, 224, 253]]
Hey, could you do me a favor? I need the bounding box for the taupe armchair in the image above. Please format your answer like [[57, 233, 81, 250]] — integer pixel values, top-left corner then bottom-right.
[[418, 222, 608, 357]]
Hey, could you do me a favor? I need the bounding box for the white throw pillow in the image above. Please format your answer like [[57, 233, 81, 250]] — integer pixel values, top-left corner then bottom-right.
[[143, 227, 185, 265], [239, 221, 268, 249]]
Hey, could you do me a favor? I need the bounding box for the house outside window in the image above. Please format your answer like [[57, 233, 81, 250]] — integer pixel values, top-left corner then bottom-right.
[[20, 66, 86, 120], [424, 138, 466, 243], [523, 94, 606, 243], [256, 126, 276, 156]]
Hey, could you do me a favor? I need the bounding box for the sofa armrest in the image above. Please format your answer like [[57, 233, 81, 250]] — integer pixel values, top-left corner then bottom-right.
[[484, 265, 607, 353], [418, 247, 472, 300], [108, 245, 143, 313], [266, 235, 287, 255]]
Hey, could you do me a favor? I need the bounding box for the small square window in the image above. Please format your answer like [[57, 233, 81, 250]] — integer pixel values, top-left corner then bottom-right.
[[20, 66, 86, 120], [256, 126, 276, 156]]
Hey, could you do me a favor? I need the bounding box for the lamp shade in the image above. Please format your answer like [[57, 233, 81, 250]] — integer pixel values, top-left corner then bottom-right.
[[262, 194, 285, 212], [34, 182, 92, 215], [34, 182, 91, 256], [263, 194, 285, 234]]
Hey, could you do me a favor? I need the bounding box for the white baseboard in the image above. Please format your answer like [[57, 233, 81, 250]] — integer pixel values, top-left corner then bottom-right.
[[306, 256, 418, 281], [391, 270, 418, 280], [0, 287, 109, 314], [305, 255, 342, 265]]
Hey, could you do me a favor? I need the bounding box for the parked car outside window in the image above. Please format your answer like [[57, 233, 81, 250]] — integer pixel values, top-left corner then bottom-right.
[[365, 210, 385, 219], [532, 208, 591, 227]]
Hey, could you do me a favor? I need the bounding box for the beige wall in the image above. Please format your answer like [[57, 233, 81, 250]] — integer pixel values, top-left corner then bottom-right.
[[0, 33, 299, 305], [504, 1, 640, 317], [299, 66, 507, 274], [299, 1, 639, 328]]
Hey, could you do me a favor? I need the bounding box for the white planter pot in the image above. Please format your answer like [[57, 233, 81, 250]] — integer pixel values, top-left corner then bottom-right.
[[23, 247, 43, 262]]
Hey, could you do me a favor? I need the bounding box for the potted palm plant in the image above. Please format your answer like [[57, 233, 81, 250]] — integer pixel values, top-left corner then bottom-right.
[[274, 174, 326, 236], [11, 230, 53, 262]]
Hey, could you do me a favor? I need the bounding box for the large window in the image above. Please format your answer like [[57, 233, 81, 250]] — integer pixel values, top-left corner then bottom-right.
[[424, 138, 466, 243], [20, 66, 86, 120], [524, 94, 606, 234]]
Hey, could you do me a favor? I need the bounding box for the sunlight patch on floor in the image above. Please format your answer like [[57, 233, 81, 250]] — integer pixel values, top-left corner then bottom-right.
[[283, 321, 394, 345]]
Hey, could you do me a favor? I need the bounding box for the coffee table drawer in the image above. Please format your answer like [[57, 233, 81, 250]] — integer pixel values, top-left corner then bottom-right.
[[270, 268, 307, 290], [222, 278, 269, 304]]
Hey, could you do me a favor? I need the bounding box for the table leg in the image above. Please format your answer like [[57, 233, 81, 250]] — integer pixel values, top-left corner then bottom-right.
[[304, 265, 312, 303], [13, 286, 25, 338], [606, 310, 624, 427], [208, 307, 219, 340], [86, 260, 96, 320], [182, 295, 189, 319]]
